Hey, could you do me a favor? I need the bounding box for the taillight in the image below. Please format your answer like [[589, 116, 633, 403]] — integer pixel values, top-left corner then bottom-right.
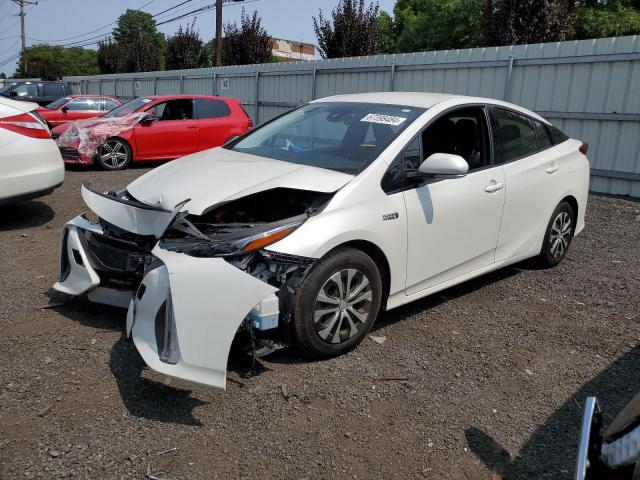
[[579, 141, 589, 155], [0, 112, 51, 139]]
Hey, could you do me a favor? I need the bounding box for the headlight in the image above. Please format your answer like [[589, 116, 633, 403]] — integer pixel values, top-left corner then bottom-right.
[[163, 220, 304, 258]]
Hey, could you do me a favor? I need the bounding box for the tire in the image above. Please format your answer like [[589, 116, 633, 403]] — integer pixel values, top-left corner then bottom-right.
[[291, 247, 383, 358], [536, 201, 575, 267], [95, 138, 132, 170]]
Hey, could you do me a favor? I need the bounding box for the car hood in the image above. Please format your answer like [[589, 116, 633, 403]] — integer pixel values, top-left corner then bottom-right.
[[126, 147, 355, 215]]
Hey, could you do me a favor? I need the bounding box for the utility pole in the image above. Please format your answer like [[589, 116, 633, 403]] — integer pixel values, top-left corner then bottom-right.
[[214, 0, 223, 66], [11, 0, 37, 71]]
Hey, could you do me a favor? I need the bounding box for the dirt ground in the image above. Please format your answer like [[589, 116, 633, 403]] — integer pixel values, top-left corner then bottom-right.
[[1, 165, 639, 480]]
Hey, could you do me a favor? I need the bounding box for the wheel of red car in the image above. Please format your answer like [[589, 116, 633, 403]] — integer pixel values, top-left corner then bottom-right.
[[95, 138, 132, 171]]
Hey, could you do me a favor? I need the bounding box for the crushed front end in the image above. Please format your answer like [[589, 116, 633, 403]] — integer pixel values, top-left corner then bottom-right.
[[54, 184, 327, 389]]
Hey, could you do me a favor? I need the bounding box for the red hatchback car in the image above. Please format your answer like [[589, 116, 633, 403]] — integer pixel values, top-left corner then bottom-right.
[[38, 95, 122, 128], [52, 95, 253, 170]]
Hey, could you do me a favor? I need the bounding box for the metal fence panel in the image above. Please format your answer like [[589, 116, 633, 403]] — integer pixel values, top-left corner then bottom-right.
[[67, 35, 640, 196]]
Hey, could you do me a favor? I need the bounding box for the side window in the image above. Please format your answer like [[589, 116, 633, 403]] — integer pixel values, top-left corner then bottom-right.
[[421, 107, 490, 171], [403, 136, 422, 171], [150, 100, 193, 121], [548, 124, 569, 145], [12, 83, 38, 97], [103, 99, 120, 110], [196, 99, 231, 119], [66, 98, 101, 111], [534, 120, 552, 150], [43, 84, 64, 98], [492, 108, 539, 163]]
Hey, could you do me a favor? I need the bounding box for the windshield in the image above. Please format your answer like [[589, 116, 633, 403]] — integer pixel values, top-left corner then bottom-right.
[[46, 96, 71, 109], [229, 102, 425, 174], [103, 97, 152, 118]]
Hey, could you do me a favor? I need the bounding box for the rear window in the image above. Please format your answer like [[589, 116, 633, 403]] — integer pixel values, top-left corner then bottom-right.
[[492, 107, 539, 163], [196, 99, 231, 119]]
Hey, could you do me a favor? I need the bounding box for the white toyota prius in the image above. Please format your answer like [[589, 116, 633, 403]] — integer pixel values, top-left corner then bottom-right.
[[53, 92, 590, 389]]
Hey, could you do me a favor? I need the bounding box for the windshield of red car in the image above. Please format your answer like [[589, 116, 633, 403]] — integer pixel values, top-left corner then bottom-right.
[[103, 97, 152, 118], [229, 102, 425, 174], [45, 97, 72, 109]]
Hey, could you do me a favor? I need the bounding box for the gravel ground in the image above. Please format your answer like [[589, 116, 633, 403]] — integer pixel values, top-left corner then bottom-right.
[[1, 166, 639, 480]]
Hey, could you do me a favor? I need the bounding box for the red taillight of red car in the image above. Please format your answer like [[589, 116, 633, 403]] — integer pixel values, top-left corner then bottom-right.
[[579, 141, 589, 155], [0, 112, 51, 139]]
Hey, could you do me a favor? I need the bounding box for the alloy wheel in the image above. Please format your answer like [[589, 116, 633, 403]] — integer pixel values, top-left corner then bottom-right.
[[99, 140, 129, 169], [549, 211, 572, 258], [313, 268, 373, 344]]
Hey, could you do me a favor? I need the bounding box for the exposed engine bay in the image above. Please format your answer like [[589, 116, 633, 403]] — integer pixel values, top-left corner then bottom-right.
[[54, 184, 336, 384]]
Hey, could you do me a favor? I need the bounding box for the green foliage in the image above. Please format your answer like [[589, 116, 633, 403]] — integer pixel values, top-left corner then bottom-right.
[[166, 22, 205, 70], [575, 0, 640, 39], [389, 0, 484, 53], [482, 0, 574, 45], [222, 9, 272, 66], [16, 44, 99, 80], [98, 9, 165, 73], [0, 72, 6, 79], [377, 11, 396, 53], [313, 0, 382, 58]]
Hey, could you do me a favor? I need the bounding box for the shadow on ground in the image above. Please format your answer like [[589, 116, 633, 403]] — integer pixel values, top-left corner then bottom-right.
[[466, 346, 640, 479], [0, 200, 55, 231], [50, 293, 207, 426]]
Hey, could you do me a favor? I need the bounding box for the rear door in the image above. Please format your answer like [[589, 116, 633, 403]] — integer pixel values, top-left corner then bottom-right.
[[42, 83, 65, 105], [134, 99, 200, 159], [195, 98, 236, 149], [491, 107, 566, 261]]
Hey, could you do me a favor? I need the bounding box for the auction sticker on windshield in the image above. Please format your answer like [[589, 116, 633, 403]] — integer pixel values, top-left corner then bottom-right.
[[361, 113, 407, 126]]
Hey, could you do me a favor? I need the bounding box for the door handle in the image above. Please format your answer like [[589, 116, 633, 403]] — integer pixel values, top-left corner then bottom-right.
[[484, 182, 504, 193], [546, 165, 559, 174], [187, 125, 198, 130]]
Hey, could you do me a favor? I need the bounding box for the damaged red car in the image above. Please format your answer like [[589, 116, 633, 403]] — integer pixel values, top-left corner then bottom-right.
[[37, 95, 122, 128], [52, 95, 252, 170]]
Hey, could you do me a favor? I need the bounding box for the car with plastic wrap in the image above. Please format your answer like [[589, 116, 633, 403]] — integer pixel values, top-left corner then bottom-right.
[[51, 95, 252, 170], [37, 95, 122, 128], [53, 92, 590, 390]]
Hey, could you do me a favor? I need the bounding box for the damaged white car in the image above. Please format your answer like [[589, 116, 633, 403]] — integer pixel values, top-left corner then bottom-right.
[[53, 92, 590, 389]]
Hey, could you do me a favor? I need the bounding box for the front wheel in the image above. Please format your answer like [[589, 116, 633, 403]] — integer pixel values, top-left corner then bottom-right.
[[291, 247, 382, 358], [536, 201, 575, 267], [95, 138, 132, 170]]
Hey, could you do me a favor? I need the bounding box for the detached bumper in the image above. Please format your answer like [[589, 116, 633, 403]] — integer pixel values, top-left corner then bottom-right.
[[127, 246, 277, 389]]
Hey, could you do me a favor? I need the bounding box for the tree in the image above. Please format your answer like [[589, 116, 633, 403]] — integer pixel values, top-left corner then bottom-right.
[[16, 44, 99, 79], [166, 22, 205, 70], [313, 0, 382, 58], [574, 0, 640, 39], [388, 0, 484, 53], [222, 9, 272, 65], [0, 72, 6, 79], [97, 9, 165, 73], [483, 0, 574, 45]]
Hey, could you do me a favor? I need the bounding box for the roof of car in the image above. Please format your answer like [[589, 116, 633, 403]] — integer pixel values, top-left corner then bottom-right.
[[313, 91, 547, 122], [143, 95, 236, 101]]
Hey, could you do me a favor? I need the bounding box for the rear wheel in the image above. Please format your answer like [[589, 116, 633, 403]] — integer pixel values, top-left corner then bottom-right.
[[536, 201, 575, 267], [292, 247, 382, 357], [95, 138, 132, 170]]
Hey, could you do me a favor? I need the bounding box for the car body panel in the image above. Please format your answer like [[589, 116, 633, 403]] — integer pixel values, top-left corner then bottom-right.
[[0, 97, 64, 204], [126, 147, 355, 215], [129, 246, 278, 389], [133, 118, 200, 159]]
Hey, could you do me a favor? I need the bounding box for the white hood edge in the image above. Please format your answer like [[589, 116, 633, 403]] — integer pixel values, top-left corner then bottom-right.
[[126, 147, 355, 216]]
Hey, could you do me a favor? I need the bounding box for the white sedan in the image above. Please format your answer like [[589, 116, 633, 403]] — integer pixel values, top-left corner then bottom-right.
[[0, 97, 64, 205], [53, 92, 590, 389]]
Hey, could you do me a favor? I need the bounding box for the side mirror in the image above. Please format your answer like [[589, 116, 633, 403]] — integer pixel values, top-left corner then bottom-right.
[[9, 91, 17, 97], [418, 153, 469, 177], [61, 105, 69, 112], [140, 113, 156, 125]]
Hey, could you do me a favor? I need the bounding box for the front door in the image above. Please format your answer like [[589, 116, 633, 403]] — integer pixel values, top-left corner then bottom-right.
[[403, 107, 506, 295], [134, 99, 200, 160]]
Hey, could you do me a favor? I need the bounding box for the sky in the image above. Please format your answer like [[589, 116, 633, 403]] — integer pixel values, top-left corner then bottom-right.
[[0, 0, 397, 76]]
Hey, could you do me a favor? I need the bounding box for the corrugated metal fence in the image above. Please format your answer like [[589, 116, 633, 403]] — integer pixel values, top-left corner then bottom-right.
[[65, 35, 640, 197]]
